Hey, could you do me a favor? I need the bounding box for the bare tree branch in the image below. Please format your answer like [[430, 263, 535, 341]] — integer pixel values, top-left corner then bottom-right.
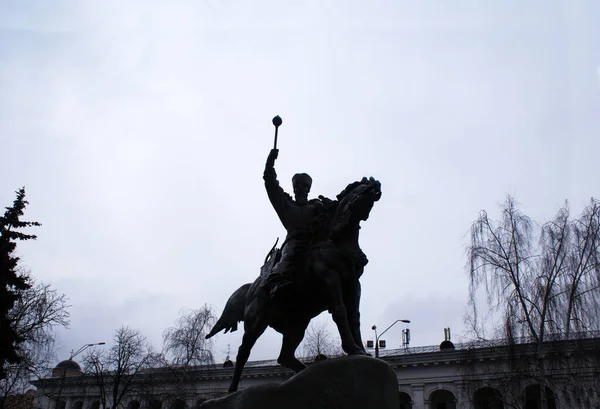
[[300, 322, 343, 360], [162, 305, 216, 366], [465, 196, 600, 408], [1, 275, 70, 404], [83, 326, 155, 409]]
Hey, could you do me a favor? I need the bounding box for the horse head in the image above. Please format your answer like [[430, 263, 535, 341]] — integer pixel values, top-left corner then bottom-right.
[[332, 177, 381, 234], [352, 177, 382, 221]]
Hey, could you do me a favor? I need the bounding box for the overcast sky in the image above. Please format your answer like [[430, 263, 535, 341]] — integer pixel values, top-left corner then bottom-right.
[[1, 1, 599, 366]]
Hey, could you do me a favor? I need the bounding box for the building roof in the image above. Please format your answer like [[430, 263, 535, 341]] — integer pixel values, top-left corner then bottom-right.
[[54, 359, 82, 372]]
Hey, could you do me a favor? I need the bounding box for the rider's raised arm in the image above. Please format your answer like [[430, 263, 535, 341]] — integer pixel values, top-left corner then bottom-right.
[[263, 149, 292, 217]]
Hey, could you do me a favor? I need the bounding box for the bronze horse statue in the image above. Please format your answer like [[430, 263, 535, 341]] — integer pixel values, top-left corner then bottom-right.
[[206, 177, 381, 393]]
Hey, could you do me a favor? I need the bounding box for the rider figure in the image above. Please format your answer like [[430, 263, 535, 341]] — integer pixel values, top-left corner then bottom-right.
[[263, 148, 333, 300]]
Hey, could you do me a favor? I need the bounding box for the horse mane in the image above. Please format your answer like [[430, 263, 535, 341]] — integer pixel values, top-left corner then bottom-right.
[[330, 177, 381, 237], [305, 178, 380, 240], [331, 181, 367, 236], [336, 181, 363, 201]]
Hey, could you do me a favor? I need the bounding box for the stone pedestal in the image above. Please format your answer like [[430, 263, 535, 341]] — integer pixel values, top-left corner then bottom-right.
[[200, 356, 399, 409]]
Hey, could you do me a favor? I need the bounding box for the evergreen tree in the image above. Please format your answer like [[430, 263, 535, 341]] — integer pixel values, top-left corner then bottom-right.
[[0, 188, 40, 379]]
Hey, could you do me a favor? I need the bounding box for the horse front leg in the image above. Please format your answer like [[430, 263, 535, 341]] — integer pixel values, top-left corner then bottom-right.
[[318, 264, 365, 355], [330, 293, 365, 355], [229, 316, 268, 393], [344, 277, 367, 354]]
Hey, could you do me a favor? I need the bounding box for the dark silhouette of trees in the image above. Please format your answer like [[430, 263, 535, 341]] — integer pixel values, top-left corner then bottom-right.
[[0, 188, 40, 379], [0, 188, 69, 409], [1, 276, 70, 405]]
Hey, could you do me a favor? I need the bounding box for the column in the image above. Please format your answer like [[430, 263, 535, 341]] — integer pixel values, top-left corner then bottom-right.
[[455, 381, 471, 409], [553, 389, 567, 409], [456, 397, 471, 409], [412, 384, 425, 409]]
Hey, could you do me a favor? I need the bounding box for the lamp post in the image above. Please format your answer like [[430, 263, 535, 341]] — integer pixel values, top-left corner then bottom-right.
[[55, 342, 105, 409], [69, 342, 106, 360], [372, 319, 410, 358]]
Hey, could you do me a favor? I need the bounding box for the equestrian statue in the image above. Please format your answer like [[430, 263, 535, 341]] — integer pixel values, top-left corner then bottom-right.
[[206, 116, 382, 393]]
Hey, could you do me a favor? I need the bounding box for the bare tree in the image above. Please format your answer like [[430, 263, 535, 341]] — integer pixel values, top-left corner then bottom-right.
[[83, 326, 156, 409], [467, 195, 600, 408], [300, 322, 343, 360], [468, 196, 600, 341], [162, 305, 215, 366], [0, 275, 70, 408]]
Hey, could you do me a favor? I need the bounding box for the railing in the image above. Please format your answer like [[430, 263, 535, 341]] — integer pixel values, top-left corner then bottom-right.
[[378, 329, 600, 357]]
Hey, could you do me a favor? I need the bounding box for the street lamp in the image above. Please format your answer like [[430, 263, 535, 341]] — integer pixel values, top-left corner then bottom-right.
[[69, 342, 106, 360], [372, 319, 410, 358], [55, 342, 106, 409]]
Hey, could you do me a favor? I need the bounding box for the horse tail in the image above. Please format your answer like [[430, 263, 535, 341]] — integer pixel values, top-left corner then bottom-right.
[[205, 283, 251, 339]]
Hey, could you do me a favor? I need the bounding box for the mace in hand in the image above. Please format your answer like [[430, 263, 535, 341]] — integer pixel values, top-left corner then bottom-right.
[[272, 115, 282, 149]]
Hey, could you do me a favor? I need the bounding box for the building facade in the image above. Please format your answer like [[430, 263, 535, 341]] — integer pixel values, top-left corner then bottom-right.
[[31, 337, 600, 409]]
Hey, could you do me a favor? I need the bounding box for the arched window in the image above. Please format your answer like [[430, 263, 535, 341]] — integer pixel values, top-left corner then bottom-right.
[[127, 401, 141, 409], [89, 401, 100, 409], [473, 387, 504, 409], [429, 389, 457, 409], [148, 400, 162, 409], [523, 384, 556, 409], [399, 391, 412, 409], [172, 400, 185, 409]]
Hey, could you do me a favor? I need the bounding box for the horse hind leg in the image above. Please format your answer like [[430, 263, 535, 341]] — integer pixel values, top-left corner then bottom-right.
[[229, 318, 268, 393], [277, 323, 308, 373]]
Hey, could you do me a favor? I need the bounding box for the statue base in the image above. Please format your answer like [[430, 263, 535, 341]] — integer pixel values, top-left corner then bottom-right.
[[200, 355, 399, 409]]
